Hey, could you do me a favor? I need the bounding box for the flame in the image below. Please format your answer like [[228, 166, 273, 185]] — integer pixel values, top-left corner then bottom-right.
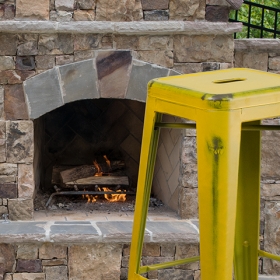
[[103, 187, 126, 202], [86, 194, 97, 203], [103, 155, 111, 169], [93, 160, 102, 176]]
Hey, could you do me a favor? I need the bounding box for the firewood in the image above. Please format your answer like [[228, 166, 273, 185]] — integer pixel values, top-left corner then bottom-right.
[[60, 161, 125, 183], [65, 175, 129, 186]]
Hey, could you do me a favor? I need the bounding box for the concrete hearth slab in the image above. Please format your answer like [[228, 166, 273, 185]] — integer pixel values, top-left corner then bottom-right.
[[0, 219, 199, 244]]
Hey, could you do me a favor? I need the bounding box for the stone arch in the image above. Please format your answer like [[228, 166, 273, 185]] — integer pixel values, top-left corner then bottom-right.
[[23, 50, 178, 120]]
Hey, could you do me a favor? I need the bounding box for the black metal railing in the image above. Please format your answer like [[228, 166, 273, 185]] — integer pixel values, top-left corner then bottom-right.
[[229, 1, 280, 38]]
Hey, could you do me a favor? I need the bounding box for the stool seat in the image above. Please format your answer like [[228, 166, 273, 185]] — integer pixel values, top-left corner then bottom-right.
[[128, 68, 280, 280]]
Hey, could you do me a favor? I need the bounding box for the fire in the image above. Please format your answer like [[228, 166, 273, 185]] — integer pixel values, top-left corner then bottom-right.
[[102, 187, 126, 202], [103, 155, 111, 169], [93, 160, 102, 176]]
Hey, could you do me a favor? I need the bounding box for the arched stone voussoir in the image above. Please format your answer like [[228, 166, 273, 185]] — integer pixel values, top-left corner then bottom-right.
[[23, 51, 177, 120]]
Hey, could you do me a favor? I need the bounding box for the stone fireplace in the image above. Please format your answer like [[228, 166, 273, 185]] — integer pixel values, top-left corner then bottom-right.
[[0, 20, 241, 220]]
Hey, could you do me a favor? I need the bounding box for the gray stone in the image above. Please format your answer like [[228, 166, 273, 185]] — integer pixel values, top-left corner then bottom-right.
[[74, 34, 100, 51], [0, 163, 17, 179], [16, 56, 36, 71], [175, 244, 199, 270], [134, 50, 173, 67], [138, 36, 173, 51], [269, 56, 280, 71], [68, 244, 122, 280], [96, 51, 132, 99], [0, 222, 46, 242], [96, 221, 133, 241], [178, 187, 198, 219], [0, 34, 17, 55], [24, 68, 63, 119], [173, 63, 203, 74], [38, 34, 73, 55], [2, 199, 7, 205], [35, 56, 55, 70], [42, 259, 67, 266], [50, 222, 99, 242], [126, 59, 169, 102], [55, 55, 74, 65], [144, 10, 169, 21], [55, 0, 75, 11], [74, 50, 95, 62], [146, 221, 199, 242], [44, 266, 67, 280], [76, 0, 95, 9], [8, 199, 33, 220], [59, 59, 98, 103], [17, 34, 38, 56], [6, 121, 33, 164], [235, 51, 268, 71], [0, 205, 7, 215], [158, 269, 193, 279], [0, 57, 14, 71], [50, 10, 73, 21]]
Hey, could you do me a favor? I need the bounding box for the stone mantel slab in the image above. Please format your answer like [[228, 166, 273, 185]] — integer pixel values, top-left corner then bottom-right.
[[235, 39, 280, 52], [0, 21, 242, 35], [0, 220, 199, 244]]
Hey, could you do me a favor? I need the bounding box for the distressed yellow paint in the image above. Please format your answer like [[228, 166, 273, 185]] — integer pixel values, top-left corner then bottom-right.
[[128, 68, 280, 280]]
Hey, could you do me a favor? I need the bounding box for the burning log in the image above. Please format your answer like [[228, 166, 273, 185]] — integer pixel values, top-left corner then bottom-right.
[[59, 161, 125, 183], [65, 175, 129, 186]]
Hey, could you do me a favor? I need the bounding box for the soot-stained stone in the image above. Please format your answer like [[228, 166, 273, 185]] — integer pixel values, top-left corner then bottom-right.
[[205, 5, 230, 22], [144, 10, 169, 21], [16, 259, 42, 273], [141, 0, 169, 10], [96, 51, 132, 99], [0, 183, 17, 198], [16, 56, 35, 71]]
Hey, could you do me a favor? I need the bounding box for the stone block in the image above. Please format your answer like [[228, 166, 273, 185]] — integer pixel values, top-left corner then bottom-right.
[[50, 10, 73, 21], [59, 59, 98, 103], [16, 259, 42, 273], [0, 57, 15, 71], [18, 164, 35, 199], [0, 4, 15, 20], [138, 36, 173, 51], [169, 0, 205, 20], [144, 10, 168, 21], [269, 56, 280, 71], [174, 35, 234, 63], [13, 273, 45, 280], [173, 63, 202, 74], [0, 34, 17, 56], [0, 244, 16, 277], [96, 51, 132, 99], [142, 256, 174, 266], [178, 187, 198, 219], [0, 163, 17, 180], [6, 121, 33, 163], [39, 243, 67, 259], [2, 199, 7, 205], [42, 259, 67, 266], [234, 51, 268, 71], [76, 0, 95, 9], [3, 273, 13, 280], [73, 9, 95, 20], [142, 244, 160, 257], [0, 205, 8, 215], [175, 244, 199, 270], [74, 50, 95, 62], [44, 266, 67, 280], [16, 56, 36, 71], [0, 70, 35, 85], [74, 34, 100, 51], [205, 5, 230, 22], [68, 244, 122, 280], [0, 183, 17, 198], [0, 87, 3, 104], [4, 84, 28, 120], [55, 55, 74, 65], [158, 269, 194, 279], [16, 0, 49, 20], [35, 56, 55, 70], [17, 245, 38, 260], [263, 202, 280, 274], [160, 244, 176, 257], [115, 35, 139, 50], [55, 0, 74, 11], [24, 68, 63, 119], [8, 199, 33, 220], [17, 35, 38, 56], [141, 0, 169, 10], [38, 34, 73, 55], [95, 0, 143, 21], [126, 60, 169, 102], [134, 50, 173, 68]]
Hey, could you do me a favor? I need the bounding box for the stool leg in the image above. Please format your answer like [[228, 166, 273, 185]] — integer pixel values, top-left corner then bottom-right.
[[234, 122, 261, 280], [196, 111, 242, 280], [128, 101, 162, 280]]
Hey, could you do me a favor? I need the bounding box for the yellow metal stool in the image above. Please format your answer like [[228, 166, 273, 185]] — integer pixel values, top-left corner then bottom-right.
[[128, 68, 280, 280]]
